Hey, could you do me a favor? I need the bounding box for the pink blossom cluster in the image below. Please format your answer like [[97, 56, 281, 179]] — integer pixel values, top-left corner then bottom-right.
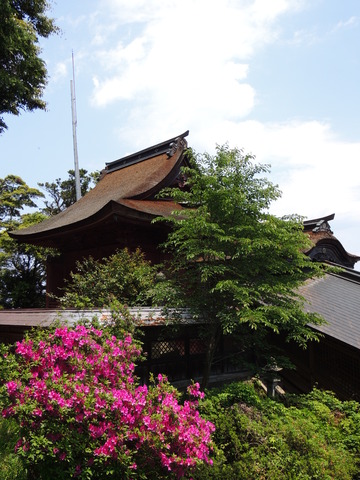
[[2, 325, 214, 478]]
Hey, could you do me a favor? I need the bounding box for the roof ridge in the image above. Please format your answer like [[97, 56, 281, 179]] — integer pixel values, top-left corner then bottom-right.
[[105, 130, 189, 174]]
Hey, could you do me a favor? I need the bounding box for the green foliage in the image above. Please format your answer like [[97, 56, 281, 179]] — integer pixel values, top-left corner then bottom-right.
[[0, 0, 58, 133], [157, 146, 327, 385], [0, 212, 53, 308], [285, 389, 360, 454], [194, 381, 360, 479], [0, 417, 27, 480], [0, 176, 52, 308], [38, 169, 100, 216], [0, 175, 44, 222], [59, 248, 160, 308]]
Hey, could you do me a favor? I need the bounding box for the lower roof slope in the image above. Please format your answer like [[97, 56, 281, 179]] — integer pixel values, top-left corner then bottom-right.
[[299, 269, 360, 350]]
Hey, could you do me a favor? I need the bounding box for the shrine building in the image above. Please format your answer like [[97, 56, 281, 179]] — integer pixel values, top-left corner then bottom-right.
[[5, 131, 360, 398]]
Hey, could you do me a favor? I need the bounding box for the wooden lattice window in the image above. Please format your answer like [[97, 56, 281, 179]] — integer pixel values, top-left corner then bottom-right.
[[151, 340, 185, 359], [189, 338, 206, 355]]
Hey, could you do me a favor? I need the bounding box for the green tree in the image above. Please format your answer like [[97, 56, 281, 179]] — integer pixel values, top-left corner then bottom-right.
[[0, 0, 58, 133], [0, 175, 49, 308], [157, 146, 326, 387], [0, 174, 43, 222], [0, 212, 50, 308], [38, 169, 100, 215]]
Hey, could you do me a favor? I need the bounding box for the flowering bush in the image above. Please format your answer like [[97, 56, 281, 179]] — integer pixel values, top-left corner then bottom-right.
[[0, 325, 214, 479]]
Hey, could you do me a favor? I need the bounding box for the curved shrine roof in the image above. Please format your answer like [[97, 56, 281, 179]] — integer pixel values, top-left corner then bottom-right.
[[10, 131, 189, 246]]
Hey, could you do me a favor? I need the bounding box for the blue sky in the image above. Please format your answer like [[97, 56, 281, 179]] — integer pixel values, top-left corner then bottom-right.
[[1, 0, 360, 259]]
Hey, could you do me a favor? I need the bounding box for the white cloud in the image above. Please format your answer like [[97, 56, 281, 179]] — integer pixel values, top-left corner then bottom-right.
[[332, 16, 359, 32], [292, 14, 360, 46], [85, 0, 360, 255], [86, 1, 360, 220], [90, 0, 301, 109], [87, 0, 305, 157], [51, 62, 68, 82], [290, 28, 320, 46]]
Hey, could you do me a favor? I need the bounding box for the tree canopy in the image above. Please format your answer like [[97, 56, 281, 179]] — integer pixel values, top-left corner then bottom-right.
[[0, 174, 43, 222], [38, 169, 99, 216], [157, 146, 327, 387], [0, 175, 47, 308], [0, 212, 50, 308], [0, 175, 48, 307], [0, 0, 58, 133]]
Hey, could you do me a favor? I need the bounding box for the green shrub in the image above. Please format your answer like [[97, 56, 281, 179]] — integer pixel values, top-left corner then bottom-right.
[[194, 381, 360, 479], [58, 248, 159, 308]]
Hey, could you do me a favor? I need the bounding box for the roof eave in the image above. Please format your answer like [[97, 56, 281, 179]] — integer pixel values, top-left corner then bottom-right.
[[9, 200, 175, 248]]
